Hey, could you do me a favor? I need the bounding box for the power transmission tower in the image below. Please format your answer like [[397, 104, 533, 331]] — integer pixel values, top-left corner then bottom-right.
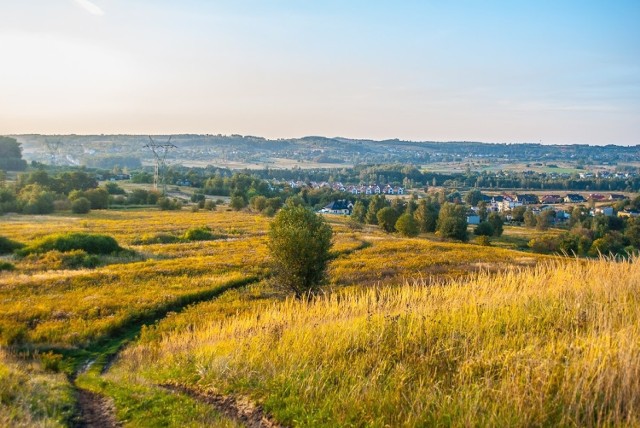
[[144, 136, 176, 195], [45, 139, 63, 166]]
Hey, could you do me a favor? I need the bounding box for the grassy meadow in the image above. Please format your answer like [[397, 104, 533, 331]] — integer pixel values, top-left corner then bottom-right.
[[0, 207, 638, 426]]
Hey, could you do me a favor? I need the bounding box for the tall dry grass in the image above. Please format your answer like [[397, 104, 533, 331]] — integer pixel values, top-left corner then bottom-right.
[[119, 257, 640, 427]]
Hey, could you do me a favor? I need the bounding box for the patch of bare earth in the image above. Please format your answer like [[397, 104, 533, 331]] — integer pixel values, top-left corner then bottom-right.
[[74, 388, 120, 428], [161, 382, 283, 428]]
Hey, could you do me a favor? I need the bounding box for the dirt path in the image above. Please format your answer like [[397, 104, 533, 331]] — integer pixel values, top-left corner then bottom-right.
[[161, 383, 284, 428], [73, 388, 120, 428]]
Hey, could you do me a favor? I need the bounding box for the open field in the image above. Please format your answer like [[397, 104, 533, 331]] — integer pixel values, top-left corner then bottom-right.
[[0, 208, 637, 426], [117, 257, 640, 427]]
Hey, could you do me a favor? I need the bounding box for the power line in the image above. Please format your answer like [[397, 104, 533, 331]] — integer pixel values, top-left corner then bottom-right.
[[144, 136, 177, 195]]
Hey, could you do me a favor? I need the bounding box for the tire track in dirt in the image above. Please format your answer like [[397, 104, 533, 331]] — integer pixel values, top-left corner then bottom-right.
[[73, 388, 120, 428], [160, 383, 284, 428], [68, 276, 261, 427]]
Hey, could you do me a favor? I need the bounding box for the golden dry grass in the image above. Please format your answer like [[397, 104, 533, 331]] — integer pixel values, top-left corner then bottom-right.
[[118, 258, 640, 427]]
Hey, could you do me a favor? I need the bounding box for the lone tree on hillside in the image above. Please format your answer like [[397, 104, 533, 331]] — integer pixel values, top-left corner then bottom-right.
[[268, 201, 333, 298]]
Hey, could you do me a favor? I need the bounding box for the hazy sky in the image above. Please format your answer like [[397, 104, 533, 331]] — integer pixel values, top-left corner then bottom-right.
[[1, 1, 639, 144]]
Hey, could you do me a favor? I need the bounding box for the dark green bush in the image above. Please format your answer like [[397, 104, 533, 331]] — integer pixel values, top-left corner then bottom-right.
[[18, 233, 122, 256], [0, 261, 15, 271], [0, 236, 23, 254], [183, 226, 215, 241], [158, 197, 183, 211], [71, 197, 91, 214]]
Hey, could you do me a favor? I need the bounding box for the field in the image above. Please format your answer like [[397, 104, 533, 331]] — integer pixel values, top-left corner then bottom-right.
[[0, 208, 638, 426]]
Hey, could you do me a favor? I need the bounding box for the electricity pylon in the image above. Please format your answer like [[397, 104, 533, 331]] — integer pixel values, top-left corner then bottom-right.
[[144, 136, 176, 195]]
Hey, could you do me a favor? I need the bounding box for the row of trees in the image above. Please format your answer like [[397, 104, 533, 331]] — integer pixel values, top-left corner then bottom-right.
[[349, 195, 470, 241]]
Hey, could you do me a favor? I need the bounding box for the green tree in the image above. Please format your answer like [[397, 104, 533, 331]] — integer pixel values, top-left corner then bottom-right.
[[250, 195, 267, 212], [84, 188, 109, 209], [474, 221, 494, 237], [365, 195, 386, 225], [71, 197, 91, 214], [464, 189, 484, 206], [536, 210, 554, 231], [437, 203, 468, 241], [351, 200, 367, 223], [414, 199, 438, 233], [511, 206, 527, 223], [523, 210, 537, 228], [0, 137, 27, 171], [17, 184, 55, 214], [377, 207, 400, 233], [395, 213, 418, 237], [230, 195, 247, 211], [267, 202, 333, 298], [487, 213, 504, 237]]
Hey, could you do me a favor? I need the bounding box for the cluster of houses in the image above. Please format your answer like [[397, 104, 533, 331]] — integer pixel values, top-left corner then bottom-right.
[[96, 173, 131, 181], [286, 181, 405, 195], [481, 193, 627, 213], [578, 171, 636, 179]]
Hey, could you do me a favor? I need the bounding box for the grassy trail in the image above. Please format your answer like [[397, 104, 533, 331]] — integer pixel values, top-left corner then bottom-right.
[[70, 275, 260, 427], [70, 238, 375, 427]]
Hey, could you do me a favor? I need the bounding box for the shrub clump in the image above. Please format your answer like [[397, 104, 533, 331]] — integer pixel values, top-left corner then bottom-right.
[[18, 233, 122, 256], [182, 226, 216, 241], [158, 197, 183, 211], [0, 236, 23, 255], [0, 261, 15, 271], [71, 197, 91, 214], [32, 250, 100, 270]]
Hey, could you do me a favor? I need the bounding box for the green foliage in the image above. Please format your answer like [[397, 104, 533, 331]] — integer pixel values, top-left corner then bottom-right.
[[84, 188, 109, 209], [474, 221, 495, 237], [511, 206, 527, 223], [528, 235, 560, 254], [33, 250, 100, 270], [395, 213, 419, 237], [536, 210, 555, 231], [17, 184, 56, 214], [523, 210, 536, 228], [250, 195, 267, 212], [0, 262, 15, 271], [414, 199, 438, 233], [487, 212, 504, 236], [437, 203, 468, 241], [0, 236, 23, 254], [377, 207, 400, 233], [351, 200, 367, 223], [157, 197, 183, 211], [39, 351, 64, 373], [464, 189, 484, 206], [104, 182, 126, 195], [365, 195, 387, 225], [230, 195, 247, 211], [588, 232, 627, 257], [19, 233, 122, 256], [182, 226, 216, 241], [267, 203, 333, 297], [0, 186, 17, 214], [0, 136, 27, 171], [71, 197, 91, 214]]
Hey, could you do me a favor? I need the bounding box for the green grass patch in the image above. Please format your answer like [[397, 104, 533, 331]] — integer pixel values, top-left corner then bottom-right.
[[18, 233, 123, 256]]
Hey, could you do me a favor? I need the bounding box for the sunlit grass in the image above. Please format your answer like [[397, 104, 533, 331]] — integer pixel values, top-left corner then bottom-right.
[[118, 258, 640, 427]]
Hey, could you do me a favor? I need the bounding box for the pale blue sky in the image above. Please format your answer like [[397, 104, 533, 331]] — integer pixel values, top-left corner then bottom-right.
[[0, 1, 638, 144]]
